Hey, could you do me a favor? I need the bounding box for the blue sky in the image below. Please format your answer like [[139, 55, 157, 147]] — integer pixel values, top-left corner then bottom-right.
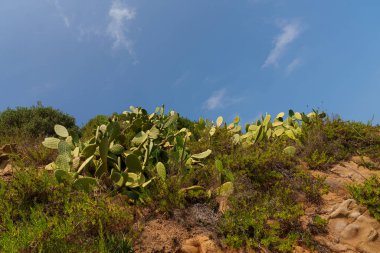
[[1, 0, 380, 125]]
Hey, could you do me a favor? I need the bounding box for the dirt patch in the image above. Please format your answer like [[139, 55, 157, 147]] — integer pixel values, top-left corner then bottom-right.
[[134, 203, 222, 253]]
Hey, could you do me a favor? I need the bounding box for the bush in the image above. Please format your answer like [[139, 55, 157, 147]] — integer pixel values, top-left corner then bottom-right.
[[0, 103, 78, 139], [213, 138, 326, 251], [0, 169, 135, 252], [349, 176, 380, 221], [81, 115, 110, 141], [218, 181, 304, 252], [300, 115, 380, 170]]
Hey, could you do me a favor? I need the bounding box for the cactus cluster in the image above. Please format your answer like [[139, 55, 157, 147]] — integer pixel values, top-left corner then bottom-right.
[[211, 110, 325, 155], [43, 106, 212, 199]]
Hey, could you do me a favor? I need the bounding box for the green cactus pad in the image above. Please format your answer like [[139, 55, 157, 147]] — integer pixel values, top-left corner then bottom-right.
[[54, 124, 69, 138], [42, 137, 60, 149], [156, 162, 166, 180], [191, 149, 212, 159], [216, 116, 223, 127], [125, 154, 142, 173], [109, 144, 124, 155]]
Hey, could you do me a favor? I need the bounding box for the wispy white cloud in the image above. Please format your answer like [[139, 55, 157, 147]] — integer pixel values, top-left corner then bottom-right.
[[285, 57, 302, 75], [262, 21, 301, 68], [107, 0, 136, 55], [49, 0, 70, 28], [204, 88, 243, 110], [173, 71, 190, 87]]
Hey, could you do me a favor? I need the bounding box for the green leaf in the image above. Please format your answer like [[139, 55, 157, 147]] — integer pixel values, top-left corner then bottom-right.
[[191, 149, 212, 159], [218, 182, 234, 197], [209, 127, 216, 136], [54, 124, 69, 138], [125, 172, 140, 188], [45, 162, 56, 171], [42, 137, 60, 149], [289, 109, 295, 117], [156, 162, 166, 180], [163, 113, 178, 128], [215, 159, 223, 173], [109, 144, 124, 155], [294, 112, 302, 121], [276, 112, 285, 118], [148, 126, 160, 139], [58, 140, 71, 156], [253, 125, 263, 143], [125, 154, 142, 173], [230, 125, 242, 133], [55, 154, 71, 171], [132, 131, 148, 146], [73, 147, 80, 157], [95, 162, 107, 177], [106, 122, 120, 141], [262, 114, 271, 127], [142, 178, 153, 188], [99, 138, 109, 173], [273, 127, 285, 137], [179, 185, 204, 193], [283, 146, 297, 156], [232, 134, 240, 145], [111, 170, 124, 187], [77, 155, 94, 174], [285, 129, 296, 140], [216, 116, 223, 127], [82, 144, 97, 158], [248, 124, 258, 131]]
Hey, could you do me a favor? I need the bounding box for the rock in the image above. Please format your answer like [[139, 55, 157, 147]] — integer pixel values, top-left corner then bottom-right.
[[309, 161, 380, 252], [0, 163, 13, 179], [329, 199, 357, 218], [180, 235, 221, 253]]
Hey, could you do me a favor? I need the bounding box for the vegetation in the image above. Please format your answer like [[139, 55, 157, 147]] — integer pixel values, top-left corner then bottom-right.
[[0, 169, 135, 252], [0, 102, 78, 140], [349, 176, 380, 221], [300, 115, 380, 170], [81, 115, 110, 141], [0, 104, 379, 252]]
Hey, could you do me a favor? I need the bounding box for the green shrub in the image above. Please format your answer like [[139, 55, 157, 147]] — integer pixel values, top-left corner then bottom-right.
[[218, 182, 304, 252], [7, 137, 57, 168], [214, 139, 325, 252], [349, 176, 380, 221], [81, 115, 109, 141], [308, 215, 328, 234], [0, 169, 135, 252], [0, 103, 78, 140], [300, 115, 380, 169]]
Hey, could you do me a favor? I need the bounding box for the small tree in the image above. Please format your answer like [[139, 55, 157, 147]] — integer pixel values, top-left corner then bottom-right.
[[0, 102, 78, 138]]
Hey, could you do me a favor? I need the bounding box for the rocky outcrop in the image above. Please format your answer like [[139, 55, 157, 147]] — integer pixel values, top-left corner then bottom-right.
[[310, 159, 380, 253]]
